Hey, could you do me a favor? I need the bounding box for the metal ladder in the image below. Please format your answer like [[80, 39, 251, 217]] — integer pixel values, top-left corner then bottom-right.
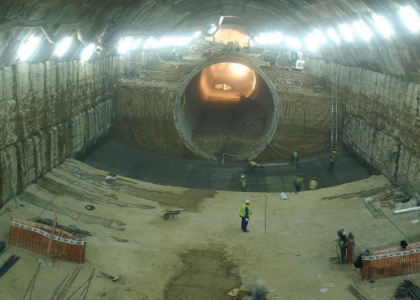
[[331, 77, 338, 153]]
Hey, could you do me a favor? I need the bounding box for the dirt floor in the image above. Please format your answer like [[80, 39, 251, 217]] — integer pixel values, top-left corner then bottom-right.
[[1, 159, 420, 299]]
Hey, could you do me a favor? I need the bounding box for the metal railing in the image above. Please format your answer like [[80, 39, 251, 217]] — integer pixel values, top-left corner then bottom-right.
[[135, 69, 165, 82], [273, 78, 302, 92]]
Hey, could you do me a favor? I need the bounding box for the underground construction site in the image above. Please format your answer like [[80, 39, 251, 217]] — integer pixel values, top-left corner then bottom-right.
[[1, 1, 420, 300]]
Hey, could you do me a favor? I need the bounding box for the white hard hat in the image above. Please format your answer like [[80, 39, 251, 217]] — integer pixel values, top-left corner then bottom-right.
[[241, 175, 245, 178], [245, 199, 250, 204]]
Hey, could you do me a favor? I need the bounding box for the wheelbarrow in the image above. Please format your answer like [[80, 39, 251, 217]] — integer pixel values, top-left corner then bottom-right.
[[163, 208, 186, 220]]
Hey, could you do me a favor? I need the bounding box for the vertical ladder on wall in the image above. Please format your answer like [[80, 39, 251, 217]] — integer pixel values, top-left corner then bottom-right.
[[331, 77, 338, 153]]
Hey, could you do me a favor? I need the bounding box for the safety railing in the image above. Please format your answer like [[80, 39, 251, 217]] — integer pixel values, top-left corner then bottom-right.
[[135, 69, 165, 82], [274, 78, 302, 93]]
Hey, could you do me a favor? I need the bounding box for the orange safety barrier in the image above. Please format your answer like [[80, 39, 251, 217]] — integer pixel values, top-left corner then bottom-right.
[[8, 218, 86, 263], [361, 242, 420, 279]]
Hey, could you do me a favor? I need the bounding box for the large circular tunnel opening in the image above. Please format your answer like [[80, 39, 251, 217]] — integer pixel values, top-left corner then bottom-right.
[[175, 55, 279, 161]]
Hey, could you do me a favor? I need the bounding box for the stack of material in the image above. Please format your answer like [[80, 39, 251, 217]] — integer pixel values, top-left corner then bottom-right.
[[394, 280, 420, 299]]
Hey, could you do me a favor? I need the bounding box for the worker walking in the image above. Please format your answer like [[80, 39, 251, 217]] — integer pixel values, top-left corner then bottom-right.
[[309, 176, 318, 190], [239, 199, 252, 233], [328, 151, 337, 174], [294, 173, 304, 194], [248, 160, 260, 173], [291, 151, 299, 165], [240, 175, 246, 191]]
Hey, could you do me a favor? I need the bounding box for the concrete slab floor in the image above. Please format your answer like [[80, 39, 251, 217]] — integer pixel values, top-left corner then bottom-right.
[[81, 141, 371, 193], [0, 159, 419, 299]]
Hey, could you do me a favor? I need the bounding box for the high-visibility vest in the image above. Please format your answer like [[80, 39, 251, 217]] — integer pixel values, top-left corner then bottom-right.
[[330, 154, 336, 162], [293, 151, 298, 158], [309, 179, 318, 190], [239, 203, 252, 218], [295, 176, 303, 185], [249, 161, 259, 167], [240, 178, 246, 188]]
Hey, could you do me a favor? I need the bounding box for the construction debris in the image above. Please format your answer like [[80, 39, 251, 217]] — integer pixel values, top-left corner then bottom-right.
[[97, 271, 121, 281], [393, 280, 420, 299], [34, 218, 92, 237], [0, 255, 20, 280]]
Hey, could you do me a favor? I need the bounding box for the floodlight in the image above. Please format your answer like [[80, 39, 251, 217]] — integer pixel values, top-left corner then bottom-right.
[[399, 6, 420, 33], [118, 37, 134, 54], [372, 14, 393, 38], [81, 44, 95, 61], [353, 21, 373, 41], [19, 36, 40, 61], [339, 24, 354, 42], [327, 28, 340, 44], [54, 37, 72, 57]]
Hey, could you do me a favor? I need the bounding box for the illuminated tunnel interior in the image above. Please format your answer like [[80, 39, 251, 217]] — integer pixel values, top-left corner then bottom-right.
[[175, 59, 279, 160]]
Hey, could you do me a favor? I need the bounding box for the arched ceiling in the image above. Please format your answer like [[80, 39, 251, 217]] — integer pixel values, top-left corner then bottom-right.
[[0, 0, 418, 75]]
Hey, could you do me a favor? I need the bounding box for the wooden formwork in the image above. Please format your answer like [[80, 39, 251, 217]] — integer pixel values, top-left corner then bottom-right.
[[361, 242, 420, 279], [8, 218, 86, 263]]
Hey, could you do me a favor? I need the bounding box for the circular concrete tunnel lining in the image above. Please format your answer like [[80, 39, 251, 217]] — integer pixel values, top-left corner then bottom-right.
[[175, 54, 279, 161]]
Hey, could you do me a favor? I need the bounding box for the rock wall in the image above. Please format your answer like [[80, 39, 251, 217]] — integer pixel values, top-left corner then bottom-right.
[[111, 83, 191, 157], [0, 57, 120, 204], [306, 59, 420, 192]]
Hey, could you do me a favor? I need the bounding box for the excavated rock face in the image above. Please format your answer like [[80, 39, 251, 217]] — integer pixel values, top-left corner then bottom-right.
[[1, 0, 420, 199]]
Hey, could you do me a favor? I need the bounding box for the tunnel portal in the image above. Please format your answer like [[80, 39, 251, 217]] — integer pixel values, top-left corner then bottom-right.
[[175, 55, 279, 161]]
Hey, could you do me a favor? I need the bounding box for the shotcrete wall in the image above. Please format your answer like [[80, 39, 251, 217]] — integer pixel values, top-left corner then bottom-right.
[[306, 59, 420, 193], [0, 59, 117, 204]]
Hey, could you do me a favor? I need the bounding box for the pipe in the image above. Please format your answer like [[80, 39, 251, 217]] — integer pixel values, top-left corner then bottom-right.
[[393, 206, 420, 215], [199, 16, 224, 37], [0, 18, 57, 43]]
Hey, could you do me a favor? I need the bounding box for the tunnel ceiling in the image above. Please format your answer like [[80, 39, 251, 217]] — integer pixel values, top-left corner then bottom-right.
[[0, 0, 419, 80]]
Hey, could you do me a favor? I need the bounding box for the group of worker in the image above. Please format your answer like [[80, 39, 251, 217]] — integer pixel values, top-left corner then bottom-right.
[[240, 150, 338, 192]]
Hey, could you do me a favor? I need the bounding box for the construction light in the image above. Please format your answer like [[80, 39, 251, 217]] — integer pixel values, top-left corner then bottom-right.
[[117, 37, 134, 54], [328, 28, 340, 44], [305, 34, 319, 52], [143, 36, 155, 49], [339, 24, 354, 42], [231, 63, 247, 75], [19, 36, 40, 61], [372, 14, 393, 38], [399, 6, 420, 33], [285, 37, 301, 50], [81, 44, 95, 61], [209, 26, 218, 34], [353, 21, 373, 41], [54, 37, 72, 57], [131, 38, 142, 50], [193, 31, 201, 38]]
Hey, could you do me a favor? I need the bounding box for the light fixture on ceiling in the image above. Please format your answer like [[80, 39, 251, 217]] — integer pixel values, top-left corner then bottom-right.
[[285, 37, 301, 50], [19, 36, 40, 61], [353, 21, 373, 41], [328, 28, 341, 44], [339, 24, 354, 42], [81, 44, 95, 61], [372, 14, 393, 38], [54, 37, 72, 57], [193, 31, 201, 38], [118, 37, 134, 54], [131, 38, 142, 50], [399, 6, 420, 33]]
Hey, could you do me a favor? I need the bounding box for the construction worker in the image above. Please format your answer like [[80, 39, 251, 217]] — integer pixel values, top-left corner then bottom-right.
[[239, 199, 252, 232], [240, 175, 246, 191], [248, 160, 260, 173], [291, 151, 299, 165], [294, 173, 303, 194], [328, 151, 337, 174], [309, 176, 318, 190]]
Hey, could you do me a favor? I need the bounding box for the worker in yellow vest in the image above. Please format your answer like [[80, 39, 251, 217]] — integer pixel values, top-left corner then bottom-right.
[[309, 176, 318, 190], [239, 199, 252, 232], [294, 173, 304, 194], [328, 151, 337, 174], [240, 175, 246, 191]]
